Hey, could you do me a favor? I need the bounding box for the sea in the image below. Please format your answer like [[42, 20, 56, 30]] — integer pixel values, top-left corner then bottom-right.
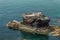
[[0, 0, 60, 40]]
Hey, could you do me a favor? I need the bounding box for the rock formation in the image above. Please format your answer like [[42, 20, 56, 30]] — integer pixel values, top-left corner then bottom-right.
[[7, 20, 20, 28], [6, 12, 60, 36], [23, 12, 50, 27]]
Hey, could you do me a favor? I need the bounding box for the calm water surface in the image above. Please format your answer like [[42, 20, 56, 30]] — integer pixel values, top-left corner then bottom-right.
[[0, 0, 60, 40]]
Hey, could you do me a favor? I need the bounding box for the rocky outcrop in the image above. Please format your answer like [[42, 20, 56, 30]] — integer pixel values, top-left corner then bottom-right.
[[7, 20, 20, 29], [7, 20, 51, 35], [23, 12, 50, 27], [49, 26, 60, 36], [7, 20, 60, 36], [6, 12, 60, 36]]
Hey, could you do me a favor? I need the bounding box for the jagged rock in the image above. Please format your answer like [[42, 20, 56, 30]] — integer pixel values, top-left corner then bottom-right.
[[7, 20, 20, 29], [23, 12, 50, 27]]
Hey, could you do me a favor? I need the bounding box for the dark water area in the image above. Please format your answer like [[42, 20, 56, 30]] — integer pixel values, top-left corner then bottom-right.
[[22, 32, 48, 40], [0, 0, 60, 40]]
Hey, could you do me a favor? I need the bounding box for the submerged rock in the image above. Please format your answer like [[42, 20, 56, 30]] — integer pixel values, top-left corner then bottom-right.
[[55, 19, 60, 23]]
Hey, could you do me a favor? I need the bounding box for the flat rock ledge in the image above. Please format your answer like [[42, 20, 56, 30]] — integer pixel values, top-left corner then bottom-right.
[[6, 20, 60, 36]]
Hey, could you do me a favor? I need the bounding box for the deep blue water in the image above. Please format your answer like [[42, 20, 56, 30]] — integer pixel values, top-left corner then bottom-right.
[[0, 0, 60, 40]]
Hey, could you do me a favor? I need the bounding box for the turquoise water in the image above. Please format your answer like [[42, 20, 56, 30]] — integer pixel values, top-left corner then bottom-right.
[[0, 0, 60, 40]]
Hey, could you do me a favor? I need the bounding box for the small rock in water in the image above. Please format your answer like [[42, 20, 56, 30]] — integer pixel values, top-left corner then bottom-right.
[[55, 19, 60, 23]]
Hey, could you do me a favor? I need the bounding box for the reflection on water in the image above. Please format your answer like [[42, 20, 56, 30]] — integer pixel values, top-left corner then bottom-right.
[[0, 29, 22, 40], [22, 32, 48, 40]]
